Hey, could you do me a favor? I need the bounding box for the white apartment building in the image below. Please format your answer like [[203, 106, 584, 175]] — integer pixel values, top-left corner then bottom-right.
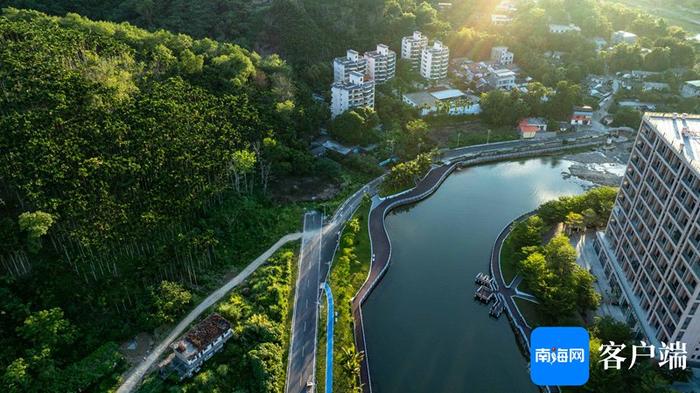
[[594, 113, 700, 360], [420, 40, 449, 80], [364, 44, 396, 84], [401, 31, 429, 69], [549, 23, 582, 34], [487, 68, 516, 90], [491, 14, 513, 25], [333, 49, 367, 83], [330, 71, 375, 118], [611, 30, 638, 45], [490, 46, 514, 65]]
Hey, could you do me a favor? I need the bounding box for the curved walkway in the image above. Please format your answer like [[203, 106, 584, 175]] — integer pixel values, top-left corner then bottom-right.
[[351, 163, 458, 393], [322, 282, 334, 393], [348, 137, 610, 392], [490, 211, 537, 344], [490, 212, 560, 393], [116, 232, 302, 393]]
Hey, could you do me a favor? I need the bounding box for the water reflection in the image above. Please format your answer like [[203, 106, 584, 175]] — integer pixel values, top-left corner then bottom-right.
[[363, 158, 588, 393]]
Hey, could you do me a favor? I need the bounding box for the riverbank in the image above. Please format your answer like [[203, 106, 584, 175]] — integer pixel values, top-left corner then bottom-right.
[[354, 137, 616, 392]]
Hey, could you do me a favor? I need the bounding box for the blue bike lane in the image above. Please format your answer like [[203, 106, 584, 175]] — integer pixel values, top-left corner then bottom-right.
[[322, 282, 334, 393]]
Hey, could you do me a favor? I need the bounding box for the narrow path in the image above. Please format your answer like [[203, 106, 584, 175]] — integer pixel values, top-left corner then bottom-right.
[[116, 232, 302, 393], [322, 282, 334, 393]]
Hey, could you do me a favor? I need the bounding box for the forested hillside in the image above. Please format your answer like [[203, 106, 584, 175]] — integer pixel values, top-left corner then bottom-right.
[[0, 0, 449, 89], [0, 8, 323, 391]]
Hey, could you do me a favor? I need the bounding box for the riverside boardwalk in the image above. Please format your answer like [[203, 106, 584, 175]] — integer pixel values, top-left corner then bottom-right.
[[351, 163, 457, 393]]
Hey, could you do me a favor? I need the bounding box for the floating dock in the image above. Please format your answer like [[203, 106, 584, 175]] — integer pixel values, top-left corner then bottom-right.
[[489, 296, 505, 318], [474, 285, 494, 303], [475, 272, 494, 287]]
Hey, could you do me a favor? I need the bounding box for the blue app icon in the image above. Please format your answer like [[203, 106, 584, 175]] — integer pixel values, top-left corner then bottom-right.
[[530, 327, 590, 386]]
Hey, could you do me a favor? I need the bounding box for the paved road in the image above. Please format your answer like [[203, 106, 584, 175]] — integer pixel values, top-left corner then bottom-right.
[[116, 232, 302, 393], [286, 211, 323, 393], [441, 130, 604, 162], [285, 178, 381, 392]]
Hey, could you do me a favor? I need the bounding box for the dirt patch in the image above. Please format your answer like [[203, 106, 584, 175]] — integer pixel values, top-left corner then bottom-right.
[[563, 138, 633, 186], [270, 176, 340, 203], [120, 332, 154, 366]]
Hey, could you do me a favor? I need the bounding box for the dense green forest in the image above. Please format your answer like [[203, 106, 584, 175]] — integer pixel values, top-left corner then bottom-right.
[[0, 0, 449, 90], [0, 8, 326, 391], [140, 247, 297, 393]]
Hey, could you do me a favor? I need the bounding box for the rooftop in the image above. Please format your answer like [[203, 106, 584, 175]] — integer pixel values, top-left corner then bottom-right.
[[685, 80, 700, 88], [492, 69, 516, 77], [614, 30, 638, 38], [404, 88, 476, 107], [549, 23, 581, 31], [174, 314, 231, 360], [645, 113, 700, 171], [431, 89, 465, 100]]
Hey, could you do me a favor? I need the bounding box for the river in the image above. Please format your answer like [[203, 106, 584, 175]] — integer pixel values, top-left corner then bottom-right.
[[362, 157, 591, 393]]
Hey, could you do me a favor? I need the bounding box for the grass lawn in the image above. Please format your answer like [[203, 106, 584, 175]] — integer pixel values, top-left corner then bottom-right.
[[447, 127, 519, 148], [316, 298, 328, 393], [351, 203, 372, 285], [514, 297, 546, 328], [327, 198, 372, 391], [500, 235, 518, 285]]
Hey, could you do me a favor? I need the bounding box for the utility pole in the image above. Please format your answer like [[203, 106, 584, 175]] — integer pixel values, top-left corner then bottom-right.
[[487, 129, 491, 144], [457, 131, 462, 147]]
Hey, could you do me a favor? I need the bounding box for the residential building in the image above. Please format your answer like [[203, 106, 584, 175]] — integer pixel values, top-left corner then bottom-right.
[[490, 46, 514, 65], [643, 82, 670, 92], [331, 71, 375, 118], [517, 117, 548, 138], [420, 40, 450, 80], [593, 37, 608, 51], [549, 23, 581, 34], [402, 88, 481, 116], [594, 113, 700, 359], [437, 2, 453, 11], [618, 100, 657, 112], [401, 31, 429, 69], [682, 80, 700, 98], [333, 49, 367, 83], [487, 68, 516, 90], [462, 61, 491, 91], [495, 1, 517, 13], [491, 14, 513, 25], [611, 30, 638, 45], [364, 44, 397, 84], [171, 314, 233, 379], [570, 106, 593, 125]]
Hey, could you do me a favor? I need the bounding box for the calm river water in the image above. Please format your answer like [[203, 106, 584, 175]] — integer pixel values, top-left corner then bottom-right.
[[362, 157, 590, 393]]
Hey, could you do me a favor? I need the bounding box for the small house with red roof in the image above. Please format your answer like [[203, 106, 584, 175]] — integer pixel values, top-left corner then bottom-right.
[[518, 117, 547, 139], [570, 106, 593, 126]]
